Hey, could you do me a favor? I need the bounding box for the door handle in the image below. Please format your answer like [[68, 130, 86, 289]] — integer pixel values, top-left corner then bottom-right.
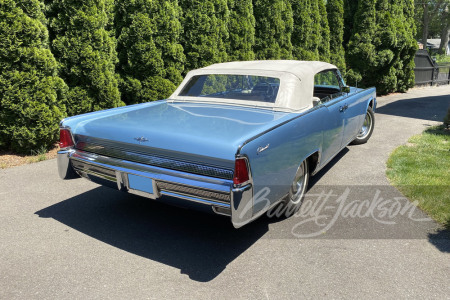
[[339, 104, 348, 112]]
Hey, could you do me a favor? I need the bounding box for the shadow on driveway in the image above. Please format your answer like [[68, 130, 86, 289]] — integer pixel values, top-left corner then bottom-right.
[[376, 94, 450, 122], [428, 229, 450, 253], [35, 187, 268, 282]]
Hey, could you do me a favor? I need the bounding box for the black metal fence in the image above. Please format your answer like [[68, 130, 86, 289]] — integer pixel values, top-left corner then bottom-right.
[[414, 50, 450, 86]]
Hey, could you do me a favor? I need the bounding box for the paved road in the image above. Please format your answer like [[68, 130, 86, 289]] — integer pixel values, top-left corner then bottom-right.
[[1, 86, 449, 299]]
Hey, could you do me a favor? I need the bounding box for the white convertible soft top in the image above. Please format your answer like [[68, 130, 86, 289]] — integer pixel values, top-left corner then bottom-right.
[[169, 60, 338, 111]]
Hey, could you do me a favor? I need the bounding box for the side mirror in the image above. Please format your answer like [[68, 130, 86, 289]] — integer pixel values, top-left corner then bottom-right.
[[342, 86, 351, 94], [312, 97, 321, 107]]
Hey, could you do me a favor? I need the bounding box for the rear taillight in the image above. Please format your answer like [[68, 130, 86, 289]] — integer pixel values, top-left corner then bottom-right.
[[233, 158, 250, 185], [59, 129, 74, 148]]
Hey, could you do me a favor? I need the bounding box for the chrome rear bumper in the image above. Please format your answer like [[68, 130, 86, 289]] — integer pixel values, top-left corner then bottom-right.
[[57, 149, 254, 228]]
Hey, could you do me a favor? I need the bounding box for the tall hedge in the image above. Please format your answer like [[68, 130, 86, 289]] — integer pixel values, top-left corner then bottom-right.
[[46, 0, 123, 115], [227, 0, 255, 61], [318, 0, 330, 62], [291, 0, 318, 60], [0, 0, 67, 153], [395, 0, 417, 92], [308, 0, 322, 60], [346, 0, 379, 89], [253, 0, 293, 60], [327, 0, 346, 72], [346, 0, 416, 94], [115, 0, 184, 104], [343, 0, 359, 47], [180, 0, 229, 71]]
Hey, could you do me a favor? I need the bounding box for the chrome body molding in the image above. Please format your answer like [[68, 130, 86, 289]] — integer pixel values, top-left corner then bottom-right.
[[57, 149, 255, 227]]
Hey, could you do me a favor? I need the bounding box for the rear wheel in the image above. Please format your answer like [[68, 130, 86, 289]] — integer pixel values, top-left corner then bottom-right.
[[272, 160, 309, 218], [351, 107, 375, 145]]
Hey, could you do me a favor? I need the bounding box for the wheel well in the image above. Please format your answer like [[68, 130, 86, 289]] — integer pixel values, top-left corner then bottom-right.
[[369, 99, 374, 109], [307, 152, 320, 174]]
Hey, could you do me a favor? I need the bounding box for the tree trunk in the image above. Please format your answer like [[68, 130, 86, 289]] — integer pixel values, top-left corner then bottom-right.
[[438, 4, 449, 55], [422, 3, 429, 46], [438, 27, 449, 55]]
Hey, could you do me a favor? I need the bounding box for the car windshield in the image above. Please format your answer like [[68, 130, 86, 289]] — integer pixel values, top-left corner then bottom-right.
[[179, 74, 280, 103]]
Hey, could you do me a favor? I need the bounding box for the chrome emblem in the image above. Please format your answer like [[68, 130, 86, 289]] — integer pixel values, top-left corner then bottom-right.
[[134, 136, 149, 144], [257, 144, 270, 154]]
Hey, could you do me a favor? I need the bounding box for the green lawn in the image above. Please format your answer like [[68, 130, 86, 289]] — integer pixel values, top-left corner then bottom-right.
[[386, 126, 450, 228]]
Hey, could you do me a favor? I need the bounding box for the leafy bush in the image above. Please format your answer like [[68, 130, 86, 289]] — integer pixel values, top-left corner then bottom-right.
[[115, 0, 185, 104], [327, 0, 346, 72], [291, 0, 318, 60], [46, 0, 123, 116], [346, 0, 416, 94], [227, 0, 256, 61], [0, 0, 67, 154], [180, 0, 229, 71], [253, 0, 293, 60]]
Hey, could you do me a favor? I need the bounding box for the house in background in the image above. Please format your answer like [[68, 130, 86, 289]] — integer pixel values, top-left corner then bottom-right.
[[418, 39, 450, 55]]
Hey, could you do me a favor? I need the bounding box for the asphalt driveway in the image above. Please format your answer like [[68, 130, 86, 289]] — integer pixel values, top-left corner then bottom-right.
[[0, 85, 449, 299]]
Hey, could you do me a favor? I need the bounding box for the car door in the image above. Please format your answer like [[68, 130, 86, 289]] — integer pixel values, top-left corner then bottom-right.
[[314, 70, 347, 166], [320, 96, 346, 166], [336, 73, 368, 146]]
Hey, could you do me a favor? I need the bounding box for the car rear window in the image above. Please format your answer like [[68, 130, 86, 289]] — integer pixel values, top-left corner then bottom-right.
[[179, 74, 280, 103]]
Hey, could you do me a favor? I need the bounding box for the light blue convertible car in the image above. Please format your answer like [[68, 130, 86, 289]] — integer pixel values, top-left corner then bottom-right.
[[58, 61, 376, 228]]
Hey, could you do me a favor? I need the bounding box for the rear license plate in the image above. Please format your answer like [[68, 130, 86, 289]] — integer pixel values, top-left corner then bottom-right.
[[128, 174, 154, 195]]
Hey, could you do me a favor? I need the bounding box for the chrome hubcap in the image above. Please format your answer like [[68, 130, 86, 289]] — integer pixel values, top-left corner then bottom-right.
[[290, 162, 307, 204], [357, 111, 372, 139]]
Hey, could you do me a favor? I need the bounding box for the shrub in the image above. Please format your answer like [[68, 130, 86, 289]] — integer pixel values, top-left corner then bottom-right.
[[327, 0, 346, 72], [227, 0, 256, 61], [180, 0, 229, 71], [46, 0, 123, 116], [346, 0, 416, 94], [290, 0, 318, 60], [253, 0, 293, 60], [115, 0, 185, 104], [0, 0, 67, 154]]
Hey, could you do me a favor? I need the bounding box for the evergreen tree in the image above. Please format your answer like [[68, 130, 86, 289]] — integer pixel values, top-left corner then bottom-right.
[[46, 0, 123, 115], [327, 0, 346, 71], [343, 0, 359, 47], [395, 0, 417, 92], [372, 0, 398, 94], [115, 0, 185, 104], [291, 0, 318, 60], [346, 0, 377, 89], [308, 0, 321, 60], [253, 0, 293, 60], [0, 0, 67, 153], [227, 0, 255, 61], [347, 0, 416, 94], [153, 0, 186, 85], [318, 0, 330, 62], [180, 0, 229, 71]]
